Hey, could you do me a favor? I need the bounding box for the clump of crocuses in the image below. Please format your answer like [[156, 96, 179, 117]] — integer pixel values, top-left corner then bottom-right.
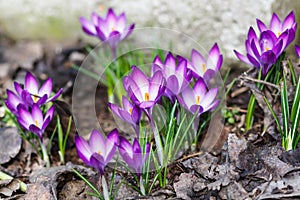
[[234, 11, 296, 77], [80, 8, 134, 58], [5, 71, 62, 167]]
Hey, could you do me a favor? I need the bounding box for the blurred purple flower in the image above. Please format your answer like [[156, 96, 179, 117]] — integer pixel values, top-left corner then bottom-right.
[[123, 66, 165, 109], [152, 53, 192, 100], [79, 8, 134, 50], [188, 43, 223, 81], [75, 129, 119, 175], [5, 89, 26, 115], [17, 104, 54, 141], [256, 11, 297, 49], [108, 96, 142, 135], [295, 45, 300, 58], [234, 27, 286, 77], [178, 78, 219, 115], [5, 72, 62, 113], [118, 137, 150, 176]]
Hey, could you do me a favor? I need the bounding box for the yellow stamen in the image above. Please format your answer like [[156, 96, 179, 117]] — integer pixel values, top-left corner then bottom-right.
[[196, 95, 201, 105], [35, 120, 39, 127], [129, 108, 133, 115], [265, 47, 269, 51], [111, 27, 115, 31], [144, 92, 150, 102], [97, 150, 101, 155], [33, 94, 38, 103], [202, 63, 207, 73], [277, 31, 281, 36]]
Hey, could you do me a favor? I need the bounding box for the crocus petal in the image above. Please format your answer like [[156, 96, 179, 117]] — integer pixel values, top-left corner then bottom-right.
[[194, 78, 207, 97], [201, 88, 218, 109], [29, 125, 43, 140], [203, 69, 216, 81], [79, 17, 97, 36], [234, 50, 252, 66], [181, 87, 196, 108], [122, 23, 135, 40], [89, 129, 106, 156], [270, 13, 282, 34], [31, 104, 43, 128], [108, 102, 122, 119], [116, 13, 126, 31], [149, 71, 165, 100], [14, 82, 23, 97], [6, 90, 22, 110], [36, 94, 48, 105], [295, 45, 300, 58], [247, 53, 261, 68], [25, 72, 39, 94], [108, 31, 121, 48], [38, 78, 52, 97], [282, 11, 295, 30], [207, 43, 220, 70], [90, 154, 105, 175], [17, 107, 33, 128], [256, 19, 267, 32], [75, 135, 92, 165], [260, 51, 276, 65], [44, 105, 55, 121], [95, 24, 107, 41], [46, 88, 63, 103], [166, 75, 180, 95], [105, 129, 119, 162]]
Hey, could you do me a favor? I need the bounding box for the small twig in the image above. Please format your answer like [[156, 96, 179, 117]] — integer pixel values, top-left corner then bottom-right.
[[231, 87, 249, 98], [241, 76, 280, 91], [226, 106, 248, 113], [175, 151, 204, 163]]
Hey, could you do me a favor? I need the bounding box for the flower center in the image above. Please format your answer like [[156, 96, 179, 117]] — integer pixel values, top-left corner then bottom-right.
[[35, 120, 39, 127], [202, 63, 207, 73], [33, 94, 38, 103], [144, 92, 150, 102], [265, 46, 270, 51], [111, 27, 115, 31], [97, 150, 101, 155], [277, 31, 281, 37], [129, 108, 133, 115], [196, 95, 201, 105]]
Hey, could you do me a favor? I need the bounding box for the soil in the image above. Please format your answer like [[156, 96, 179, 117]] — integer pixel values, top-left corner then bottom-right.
[[1, 33, 300, 200]]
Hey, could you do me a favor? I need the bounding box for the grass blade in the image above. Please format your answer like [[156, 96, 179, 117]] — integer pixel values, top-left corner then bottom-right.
[[281, 76, 290, 146]]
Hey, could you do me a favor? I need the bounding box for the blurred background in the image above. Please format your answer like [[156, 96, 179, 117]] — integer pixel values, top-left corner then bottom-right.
[[0, 0, 299, 66]]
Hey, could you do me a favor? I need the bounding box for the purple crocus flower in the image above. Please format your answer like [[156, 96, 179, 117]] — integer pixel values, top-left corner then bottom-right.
[[256, 11, 297, 49], [234, 27, 286, 77], [16, 104, 54, 141], [5, 72, 62, 113], [79, 8, 134, 51], [75, 129, 119, 175], [188, 43, 223, 81], [123, 66, 165, 109], [295, 45, 300, 58], [5, 89, 26, 115], [152, 53, 192, 100], [108, 96, 142, 135], [178, 78, 219, 115], [118, 137, 150, 176]]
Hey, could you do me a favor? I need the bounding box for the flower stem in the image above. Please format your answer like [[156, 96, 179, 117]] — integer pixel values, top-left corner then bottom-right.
[[140, 176, 145, 195], [150, 118, 164, 166], [39, 139, 50, 168], [101, 175, 110, 200]]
